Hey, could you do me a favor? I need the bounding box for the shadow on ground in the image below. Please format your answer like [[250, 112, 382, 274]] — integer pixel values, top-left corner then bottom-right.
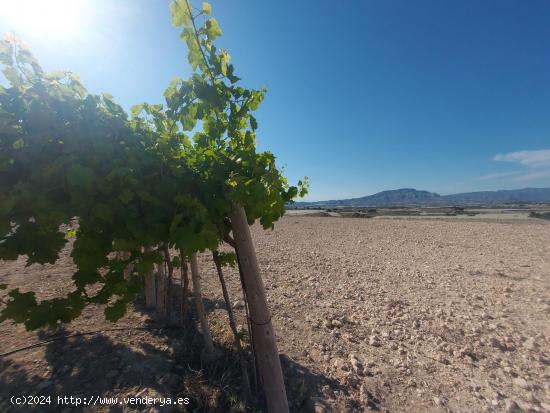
[[0, 293, 360, 412]]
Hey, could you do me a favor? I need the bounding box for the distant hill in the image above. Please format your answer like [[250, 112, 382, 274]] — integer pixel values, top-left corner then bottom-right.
[[443, 187, 550, 204], [293, 187, 550, 207]]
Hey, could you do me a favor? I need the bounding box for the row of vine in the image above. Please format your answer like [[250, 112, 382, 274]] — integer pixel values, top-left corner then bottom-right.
[[0, 1, 306, 411]]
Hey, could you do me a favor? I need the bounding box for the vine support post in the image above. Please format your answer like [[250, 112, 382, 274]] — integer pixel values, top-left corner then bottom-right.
[[180, 249, 190, 325], [145, 247, 156, 309], [164, 246, 174, 326], [230, 203, 289, 413], [190, 252, 216, 357], [155, 260, 167, 318], [145, 270, 156, 309]]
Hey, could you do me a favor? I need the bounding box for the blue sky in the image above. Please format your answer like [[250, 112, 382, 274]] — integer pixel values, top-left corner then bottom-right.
[[1, 0, 549, 201]]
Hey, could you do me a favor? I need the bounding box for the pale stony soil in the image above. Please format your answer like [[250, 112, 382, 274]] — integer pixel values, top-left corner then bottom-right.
[[1, 216, 549, 412], [198, 216, 550, 412]]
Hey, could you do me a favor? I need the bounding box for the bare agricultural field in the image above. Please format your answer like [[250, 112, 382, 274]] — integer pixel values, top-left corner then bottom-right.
[[286, 206, 550, 221], [203, 216, 550, 412], [1, 216, 549, 412]]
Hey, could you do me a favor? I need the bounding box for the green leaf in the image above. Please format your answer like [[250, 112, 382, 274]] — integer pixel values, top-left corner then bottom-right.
[[202, 2, 212, 14], [170, 0, 192, 27], [0, 40, 13, 65], [172, 255, 181, 268], [73, 270, 101, 289], [205, 18, 222, 41], [118, 189, 134, 204], [180, 104, 198, 131], [213, 251, 236, 267], [130, 104, 144, 119], [12, 138, 24, 149], [2, 67, 21, 87], [135, 258, 154, 274], [170, 213, 184, 235], [249, 115, 258, 131], [67, 164, 96, 192], [112, 238, 136, 251], [92, 203, 113, 223]]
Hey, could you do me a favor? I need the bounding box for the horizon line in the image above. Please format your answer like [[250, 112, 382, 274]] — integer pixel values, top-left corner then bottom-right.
[[298, 186, 550, 203]]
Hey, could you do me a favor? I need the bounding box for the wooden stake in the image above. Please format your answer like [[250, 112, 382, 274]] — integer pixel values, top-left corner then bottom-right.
[[180, 249, 190, 325], [155, 259, 166, 317], [190, 252, 215, 356], [145, 247, 156, 308], [230, 204, 289, 413]]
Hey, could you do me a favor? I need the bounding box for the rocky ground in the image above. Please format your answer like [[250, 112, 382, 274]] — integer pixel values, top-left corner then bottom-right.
[[1, 216, 549, 412]]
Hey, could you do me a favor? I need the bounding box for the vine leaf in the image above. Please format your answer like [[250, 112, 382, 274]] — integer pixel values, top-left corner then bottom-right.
[[202, 2, 212, 14], [170, 0, 192, 27], [205, 18, 222, 41]]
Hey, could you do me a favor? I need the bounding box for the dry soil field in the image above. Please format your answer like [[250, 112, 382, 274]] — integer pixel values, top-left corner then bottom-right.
[[1, 216, 549, 412]]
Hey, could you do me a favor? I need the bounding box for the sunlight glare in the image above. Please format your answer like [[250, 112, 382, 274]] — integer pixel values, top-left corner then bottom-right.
[[2, 0, 85, 38]]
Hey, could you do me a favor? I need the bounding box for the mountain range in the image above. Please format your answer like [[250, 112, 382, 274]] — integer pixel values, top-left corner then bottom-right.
[[293, 187, 550, 207]]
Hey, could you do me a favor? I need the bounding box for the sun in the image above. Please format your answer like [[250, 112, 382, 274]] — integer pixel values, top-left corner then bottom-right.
[[1, 0, 85, 38]]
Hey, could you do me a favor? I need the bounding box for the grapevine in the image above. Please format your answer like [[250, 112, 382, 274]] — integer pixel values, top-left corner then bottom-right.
[[0, 1, 307, 410]]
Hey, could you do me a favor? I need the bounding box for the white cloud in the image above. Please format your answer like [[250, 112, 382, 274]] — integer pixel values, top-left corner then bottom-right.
[[475, 171, 523, 181], [511, 169, 550, 182], [494, 149, 550, 167], [475, 149, 550, 183]]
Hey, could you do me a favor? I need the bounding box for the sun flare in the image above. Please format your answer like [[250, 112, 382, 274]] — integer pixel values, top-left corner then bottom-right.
[[2, 0, 85, 38]]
